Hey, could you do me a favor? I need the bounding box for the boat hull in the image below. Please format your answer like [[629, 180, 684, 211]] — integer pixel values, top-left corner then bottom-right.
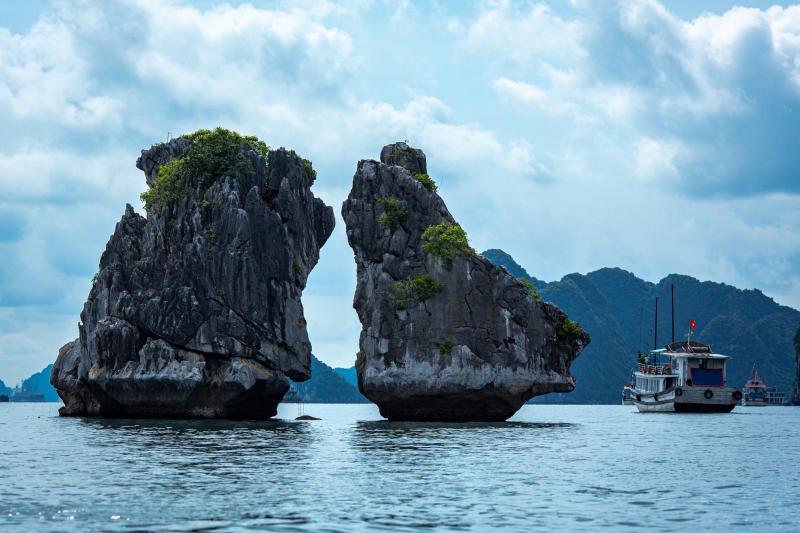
[[741, 399, 766, 406], [632, 386, 739, 413], [674, 402, 735, 413]]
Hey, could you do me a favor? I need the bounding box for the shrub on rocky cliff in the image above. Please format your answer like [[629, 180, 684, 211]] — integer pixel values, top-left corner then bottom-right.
[[519, 278, 542, 300], [302, 158, 316, 184], [556, 313, 583, 341], [422, 221, 475, 260], [141, 127, 269, 211], [412, 173, 438, 192], [384, 149, 412, 166], [378, 197, 407, 231], [385, 274, 443, 310]]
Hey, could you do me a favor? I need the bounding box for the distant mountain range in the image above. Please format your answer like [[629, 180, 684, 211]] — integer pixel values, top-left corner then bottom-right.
[[482, 248, 800, 404], [0, 379, 11, 397], [289, 356, 368, 403], [333, 367, 358, 387], [20, 364, 61, 402]]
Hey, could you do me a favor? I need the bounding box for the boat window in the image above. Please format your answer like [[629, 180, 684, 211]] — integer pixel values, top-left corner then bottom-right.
[[690, 368, 723, 387]]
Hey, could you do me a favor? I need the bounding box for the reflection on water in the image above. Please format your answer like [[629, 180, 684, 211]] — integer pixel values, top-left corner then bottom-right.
[[76, 416, 300, 432], [1, 403, 798, 532]]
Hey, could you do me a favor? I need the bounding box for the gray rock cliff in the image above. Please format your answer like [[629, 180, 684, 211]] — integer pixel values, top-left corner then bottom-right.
[[51, 131, 334, 418], [341, 142, 589, 421]]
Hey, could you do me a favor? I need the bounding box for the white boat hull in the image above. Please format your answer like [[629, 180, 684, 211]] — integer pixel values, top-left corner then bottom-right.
[[632, 386, 739, 413]]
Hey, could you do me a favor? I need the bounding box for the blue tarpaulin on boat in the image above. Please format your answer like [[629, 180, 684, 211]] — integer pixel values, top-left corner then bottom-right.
[[691, 368, 724, 386]]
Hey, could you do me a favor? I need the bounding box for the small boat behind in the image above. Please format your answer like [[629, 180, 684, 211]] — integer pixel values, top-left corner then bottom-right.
[[621, 384, 634, 405], [9, 388, 45, 402], [742, 364, 767, 406]]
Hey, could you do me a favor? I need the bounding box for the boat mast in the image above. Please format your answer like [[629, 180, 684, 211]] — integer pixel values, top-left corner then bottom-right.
[[653, 297, 658, 366], [653, 297, 658, 350], [671, 284, 675, 344], [638, 307, 643, 355]]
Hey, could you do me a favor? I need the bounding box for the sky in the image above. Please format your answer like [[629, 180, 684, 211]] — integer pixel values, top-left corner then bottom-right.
[[1, 0, 799, 385]]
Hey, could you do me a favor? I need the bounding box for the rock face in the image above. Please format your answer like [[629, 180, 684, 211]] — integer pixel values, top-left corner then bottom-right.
[[342, 142, 589, 421], [51, 132, 334, 418]]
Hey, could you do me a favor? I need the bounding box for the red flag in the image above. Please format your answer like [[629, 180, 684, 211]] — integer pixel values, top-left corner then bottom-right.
[[690, 319, 697, 330]]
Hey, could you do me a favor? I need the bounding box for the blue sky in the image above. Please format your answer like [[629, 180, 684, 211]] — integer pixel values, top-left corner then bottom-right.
[[1, 0, 799, 384]]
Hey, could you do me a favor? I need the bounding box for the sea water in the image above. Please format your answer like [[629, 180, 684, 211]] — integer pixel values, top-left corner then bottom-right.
[[0, 403, 797, 532]]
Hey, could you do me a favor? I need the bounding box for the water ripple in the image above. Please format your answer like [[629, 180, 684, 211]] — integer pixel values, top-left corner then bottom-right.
[[0, 403, 798, 531]]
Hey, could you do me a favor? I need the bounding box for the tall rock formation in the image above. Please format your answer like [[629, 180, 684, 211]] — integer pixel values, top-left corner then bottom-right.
[[51, 128, 334, 418], [341, 142, 589, 421]]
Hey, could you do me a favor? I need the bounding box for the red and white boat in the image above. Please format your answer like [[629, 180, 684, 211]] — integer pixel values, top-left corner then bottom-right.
[[742, 364, 767, 406]]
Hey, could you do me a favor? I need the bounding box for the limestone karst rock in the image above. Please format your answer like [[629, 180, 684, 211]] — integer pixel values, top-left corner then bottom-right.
[[341, 142, 589, 421], [51, 129, 334, 418]]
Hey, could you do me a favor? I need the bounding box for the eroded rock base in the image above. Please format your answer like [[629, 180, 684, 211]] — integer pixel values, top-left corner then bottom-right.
[[55, 338, 289, 419]]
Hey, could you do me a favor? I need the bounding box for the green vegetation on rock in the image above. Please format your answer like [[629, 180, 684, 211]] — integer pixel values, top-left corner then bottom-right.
[[385, 149, 411, 165], [556, 313, 583, 341], [412, 173, 438, 192], [302, 158, 316, 184], [386, 274, 443, 310], [141, 127, 270, 212], [422, 221, 475, 261], [436, 340, 454, 355], [519, 277, 542, 300], [378, 197, 407, 231]]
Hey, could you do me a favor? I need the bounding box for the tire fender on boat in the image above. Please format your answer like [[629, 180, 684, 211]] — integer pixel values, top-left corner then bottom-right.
[[733, 390, 742, 401], [675, 387, 683, 397], [704, 389, 713, 399], [636, 394, 641, 402]]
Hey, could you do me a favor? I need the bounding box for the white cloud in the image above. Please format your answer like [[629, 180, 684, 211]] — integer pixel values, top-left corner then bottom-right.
[[466, 0, 585, 64], [632, 136, 683, 182], [475, 1, 800, 196]]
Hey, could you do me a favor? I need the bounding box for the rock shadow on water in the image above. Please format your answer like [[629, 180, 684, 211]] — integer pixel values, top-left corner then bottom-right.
[[75, 416, 303, 434], [72, 416, 315, 461]]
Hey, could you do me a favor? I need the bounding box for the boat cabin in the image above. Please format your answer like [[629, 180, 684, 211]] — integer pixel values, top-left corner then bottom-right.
[[633, 349, 678, 393], [665, 341, 729, 388], [634, 341, 730, 393]]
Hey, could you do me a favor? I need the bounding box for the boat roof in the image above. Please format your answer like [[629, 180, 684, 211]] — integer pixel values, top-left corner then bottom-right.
[[662, 340, 730, 359], [666, 352, 730, 359], [665, 340, 711, 352]]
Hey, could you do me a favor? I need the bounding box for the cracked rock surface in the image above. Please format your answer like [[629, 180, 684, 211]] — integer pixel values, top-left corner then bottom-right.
[[342, 142, 589, 421], [51, 138, 334, 418]]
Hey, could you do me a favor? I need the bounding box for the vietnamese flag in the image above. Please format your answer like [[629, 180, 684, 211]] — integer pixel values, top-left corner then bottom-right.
[[690, 319, 697, 330]]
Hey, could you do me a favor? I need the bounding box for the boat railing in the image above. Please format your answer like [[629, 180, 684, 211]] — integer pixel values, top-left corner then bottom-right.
[[638, 363, 672, 375]]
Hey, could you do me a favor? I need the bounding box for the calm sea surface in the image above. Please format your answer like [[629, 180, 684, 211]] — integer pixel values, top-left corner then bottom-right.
[[0, 403, 798, 532]]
